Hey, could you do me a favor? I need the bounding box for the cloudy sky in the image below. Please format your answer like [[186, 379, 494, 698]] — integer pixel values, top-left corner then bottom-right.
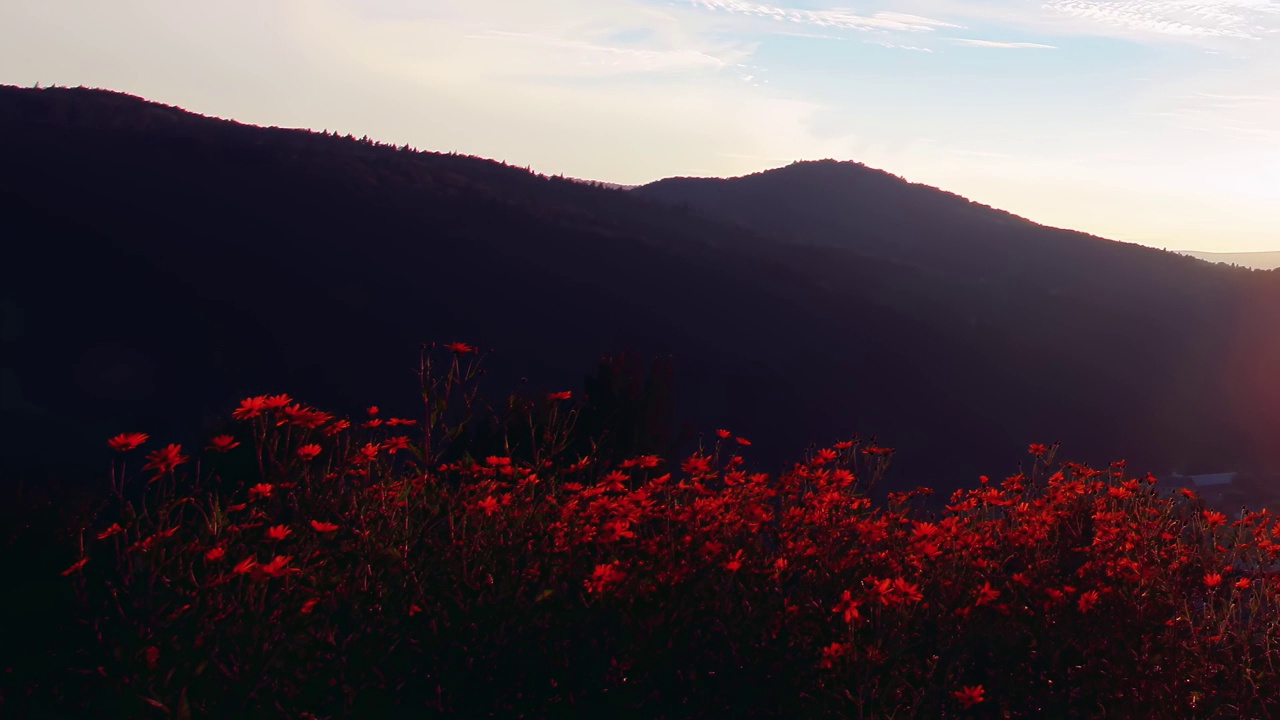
[[3, 0, 1279, 251]]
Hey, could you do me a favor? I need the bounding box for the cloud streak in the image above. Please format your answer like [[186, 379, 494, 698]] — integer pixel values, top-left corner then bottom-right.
[[1043, 0, 1280, 39], [690, 0, 961, 33], [952, 38, 1057, 48]]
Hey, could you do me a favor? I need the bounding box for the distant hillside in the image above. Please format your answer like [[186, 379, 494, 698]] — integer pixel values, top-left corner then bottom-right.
[[1180, 250, 1280, 270], [4, 86, 1280, 493], [633, 161, 1280, 475]]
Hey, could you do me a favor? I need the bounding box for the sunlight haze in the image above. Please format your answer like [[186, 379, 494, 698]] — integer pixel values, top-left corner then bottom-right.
[[2, 0, 1278, 251]]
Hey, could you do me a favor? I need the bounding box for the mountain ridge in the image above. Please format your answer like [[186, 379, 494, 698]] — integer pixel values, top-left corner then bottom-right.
[[4, 84, 1280, 494]]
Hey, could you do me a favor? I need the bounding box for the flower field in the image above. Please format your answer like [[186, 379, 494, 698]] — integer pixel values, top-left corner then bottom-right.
[[8, 345, 1280, 718]]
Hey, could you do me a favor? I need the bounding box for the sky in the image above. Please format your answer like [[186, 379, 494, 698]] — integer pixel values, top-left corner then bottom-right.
[[2, 0, 1279, 252]]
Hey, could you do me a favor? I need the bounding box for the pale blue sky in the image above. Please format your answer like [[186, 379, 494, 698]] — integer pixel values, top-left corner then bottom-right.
[[2, 0, 1279, 251]]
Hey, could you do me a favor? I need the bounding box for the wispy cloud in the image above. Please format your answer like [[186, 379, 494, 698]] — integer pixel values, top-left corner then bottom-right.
[[865, 39, 935, 52], [466, 30, 733, 74], [690, 0, 961, 33], [952, 38, 1057, 48], [1043, 0, 1280, 39]]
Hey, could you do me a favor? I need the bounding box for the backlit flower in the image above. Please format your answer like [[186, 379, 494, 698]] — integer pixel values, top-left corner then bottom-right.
[[142, 444, 188, 481], [232, 395, 269, 420], [108, 432, 149, 452], [267, 525, 292, 541], [206, 434, 240, 453], [262, 394, 293, 410], [250, 483, 273, 498], [819, 642, 847, 669], [297, 444, 323, 461], [310, 520, 339, 533], [953, 685, 985, 709], [205, 547, 226, 562], [261, 555, 295, 578], [585, 562, 625, 595], [547, 391, 572, 401], [444, 342, 475, 354]]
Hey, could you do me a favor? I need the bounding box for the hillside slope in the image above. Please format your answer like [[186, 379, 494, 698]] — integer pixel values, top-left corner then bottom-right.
[[3, 86, 1279, 491]]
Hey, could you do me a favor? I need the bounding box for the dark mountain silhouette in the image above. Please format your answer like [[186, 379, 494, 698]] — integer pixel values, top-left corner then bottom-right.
[[3, 85, 1280, 497], [1179, 250, 1280, 270], [634, 162, 1280, 472]]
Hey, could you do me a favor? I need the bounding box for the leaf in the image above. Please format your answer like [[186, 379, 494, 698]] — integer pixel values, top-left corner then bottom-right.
[[141, 696, 170, 715]]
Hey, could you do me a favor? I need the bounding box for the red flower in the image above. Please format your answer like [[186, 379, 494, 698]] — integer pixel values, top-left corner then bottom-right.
[[1205, 573, 1223, 589], [301, 598, 319, 614], [61, 557, 89, 576], [1078, 589, 1100, 613], [1236, 577, 1252, 590], [974, 582, 1001, 607], [367, 405, 379, 416], [358, 443, 380, 462], [266, 525, 292, 541], [724, 549, 745, 573], [485, 456, 512, 467], [833, 590, 863, 624], [818, 642, 847, 669], [735, 437, 752, 446], [250, 483, 274, 498], [261, 555, 296, 578], [232, 395, 269, 421], [476, 496, 500, 516], [716, 429, 732, 439], [262, 394, 293, 410], [585, 562, 626, 595], [279, 404, 333, 429], [1203, 511, 1227, 528], [381, 436, 412, 455], [310, 520, 339, 533], [107, 432, 149, 452], [206, 434, 241, 453], [205, 547, 226, 562], [953, 685, 985, 709], [297, 444, 323, 461], [444, 342, 475, 354], [233, 557, 257, 574], [1029, 443, 1048, 457], [892, 578, 924, 604], [142, 444, 188, 481], [813, 448, 839, 465], [681, 454, 714, 476], [547, 391, 572, 401]]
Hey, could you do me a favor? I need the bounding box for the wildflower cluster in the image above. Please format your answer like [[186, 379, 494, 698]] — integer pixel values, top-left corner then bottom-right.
[[32, 348, 1280, 718]]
